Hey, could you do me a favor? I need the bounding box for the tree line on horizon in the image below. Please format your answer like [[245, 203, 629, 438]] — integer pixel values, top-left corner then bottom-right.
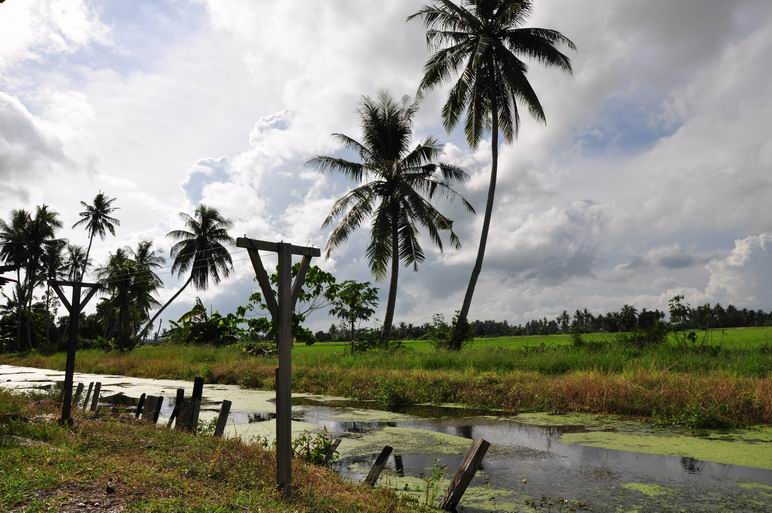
[[1, 1, 581, 352]]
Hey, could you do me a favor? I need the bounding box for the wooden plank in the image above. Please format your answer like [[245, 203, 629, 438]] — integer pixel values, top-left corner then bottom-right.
[[236, 238, 321, 257], [135, 393, 146, 418], [322, 438, 341, 466], [290, 255, 312, 309], [213, 400, 232, 437], [364, 446, 393, 486], [439, 438, 491, 511], [72, 383, 84, 407], [49, 279, 100, 288], [89, 382, 101, 412], [82, 382, 93, 411], [141, 396, 158, 421], [244, 249, 278, 318]]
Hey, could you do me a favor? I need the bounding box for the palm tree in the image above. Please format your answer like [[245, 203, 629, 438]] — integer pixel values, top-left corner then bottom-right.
[[409, 0, 575, 348], [308, 91, 474, 342], [140, 205, 234, 338], [41, 239, 66, 343], [130, 241, 164, 335], [64, 244, 89, 281], [0, 209, 31, 347], [73, 192, 120, 280]]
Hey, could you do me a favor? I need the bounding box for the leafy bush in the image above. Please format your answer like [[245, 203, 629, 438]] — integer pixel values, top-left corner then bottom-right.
[[237, 340, 277, 357], [428, 312, 473, 350]]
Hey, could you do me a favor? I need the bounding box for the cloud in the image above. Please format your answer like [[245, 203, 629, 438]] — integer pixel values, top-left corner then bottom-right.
[[705, 233, 772, 307], [181, 157, 230, 204], [0, 0, 109, 72]]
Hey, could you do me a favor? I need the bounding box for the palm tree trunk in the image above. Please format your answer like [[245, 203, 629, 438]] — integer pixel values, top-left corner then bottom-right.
[[350, 317, 355, 354], [450, 92, 499, 350], [81, 232, 94, 281], [380, 202, 400, 343], [15, 268, 22, 350], [139, 274, 193, 340]]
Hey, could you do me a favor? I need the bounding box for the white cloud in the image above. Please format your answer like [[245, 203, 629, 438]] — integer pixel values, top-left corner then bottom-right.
[[706, 233, 772, 307]]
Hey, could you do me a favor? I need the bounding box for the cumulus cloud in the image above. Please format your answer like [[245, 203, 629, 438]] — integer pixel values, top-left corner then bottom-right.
[[706, 233, 772, 307]]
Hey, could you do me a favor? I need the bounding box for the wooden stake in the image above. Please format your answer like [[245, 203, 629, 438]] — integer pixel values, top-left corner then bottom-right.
[[170, 388, 184, 429], [82, 382, 93, 411], [72, 383, 84, 407], [89, 382, 101, 412], [439, 438, 490, 512], [365, 446, 393, 487], [190, 377, 204, 432], [322, 438, 342, 466], [213, 400, 232, 437], [135, 393, 146, 418]]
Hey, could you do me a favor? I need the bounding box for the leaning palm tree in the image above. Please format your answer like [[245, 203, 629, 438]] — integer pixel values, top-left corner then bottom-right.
[[73, 192, 120, 280], [409, 0, 575, 348], [308, 90, 474, 342], [140, 205, 234, 338]]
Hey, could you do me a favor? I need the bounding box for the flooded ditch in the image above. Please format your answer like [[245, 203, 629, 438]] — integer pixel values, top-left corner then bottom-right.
[[2, 364, 770, 512]]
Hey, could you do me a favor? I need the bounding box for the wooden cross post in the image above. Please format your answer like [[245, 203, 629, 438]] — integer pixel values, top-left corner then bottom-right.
[[236, 237, 320, 498], [50, 279, 100, 425]]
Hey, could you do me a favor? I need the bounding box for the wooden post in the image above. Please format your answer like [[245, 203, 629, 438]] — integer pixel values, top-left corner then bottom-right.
[[439, 438, 490, 512], [365, 446, 393, 487], [213, 400, 232, 437], [82, 382, 93, 411], [72, 383, 84, 407], [50, 280, 99, 425], [141, 395, 163, 423], [89, 382, 101, 412], [191, 377, 204, 431], [394, 454, 405, 477], [152, 396, 164, 423], [322, 438, 341, 466], [169, 388, 184, 429], [135, 393, 146, 418], [236, 237, 320, 498]]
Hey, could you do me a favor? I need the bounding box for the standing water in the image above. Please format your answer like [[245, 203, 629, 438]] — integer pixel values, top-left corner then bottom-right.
[[2, 365, 770, 512]]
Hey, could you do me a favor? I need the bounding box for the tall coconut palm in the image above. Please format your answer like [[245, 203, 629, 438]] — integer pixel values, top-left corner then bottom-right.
[[130, 240, 164, 335], [41, 239, 66, 343], [64, 244, 89, 281], [73, 192, 120, 280], [409, 0, 575, 348], [308, 90, 474, 342], [140, 205, 234, 338], [0, 209, 31, 346]]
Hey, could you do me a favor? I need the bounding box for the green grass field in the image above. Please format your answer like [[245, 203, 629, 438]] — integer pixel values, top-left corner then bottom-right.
[[2, 327, 770, 426]]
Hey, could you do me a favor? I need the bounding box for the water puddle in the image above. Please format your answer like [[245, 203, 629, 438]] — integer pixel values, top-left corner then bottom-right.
[[2, 364, 770, 512]]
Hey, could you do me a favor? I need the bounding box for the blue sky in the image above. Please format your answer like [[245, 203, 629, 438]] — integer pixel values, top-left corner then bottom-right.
[[2, 0, 772, 330]]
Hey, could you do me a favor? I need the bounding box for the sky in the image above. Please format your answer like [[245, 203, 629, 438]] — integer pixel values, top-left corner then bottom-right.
[[2, 0, 772, 331]]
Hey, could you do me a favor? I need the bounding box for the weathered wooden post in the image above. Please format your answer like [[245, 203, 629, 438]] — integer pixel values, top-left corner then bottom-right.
[[237, 237, 319, 498], [50, 280, 100, 425], [72, 383, 84, 407], [365, 446, 393, 487], [141, 395, 163, 423], [213, 400, 232, 437], [168, 388, 184, 429], [439, 438, 490, 512], [89, 382, 101, 412], [83, 382, 93, 411], [322, 438, 342, 466], [394, 453, 405, 477], [135, 393, 146, 418], [180, 378, 203, 432]]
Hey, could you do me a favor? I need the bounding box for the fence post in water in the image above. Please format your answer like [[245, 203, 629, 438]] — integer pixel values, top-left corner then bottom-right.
[[213, 400, 232, 437], [191, 377, 204, 432], [439, 438, 490, 512], [394, 454, 405, 477], [169, 389, 184, 429], [135, 393, 146, 418], [82, 382, 93, 411], [152, 396, 164, 423], [89, 382, 101, 412], [364, 446, 393, 487], [72, 383, 84, 407], [322, 438, 341, 466]]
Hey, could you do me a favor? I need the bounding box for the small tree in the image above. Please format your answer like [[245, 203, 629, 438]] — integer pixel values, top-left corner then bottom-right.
[[329, 280, 379, 354]]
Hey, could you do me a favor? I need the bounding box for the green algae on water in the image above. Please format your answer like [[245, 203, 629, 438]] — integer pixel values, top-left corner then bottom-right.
[[339, 426, 473, 457], [622, 482, 668, 497], [561, 427, 772, 470]]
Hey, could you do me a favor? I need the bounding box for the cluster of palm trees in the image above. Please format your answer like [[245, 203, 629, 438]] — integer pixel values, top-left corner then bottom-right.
[[1, 0, 574, 352], [314, 0, 574, 347], [0, 193, 233, 351]]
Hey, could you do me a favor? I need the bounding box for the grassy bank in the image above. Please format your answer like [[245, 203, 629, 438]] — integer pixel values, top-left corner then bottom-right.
[[1, 327, 770, 427], [0, 389, 429, 513]]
